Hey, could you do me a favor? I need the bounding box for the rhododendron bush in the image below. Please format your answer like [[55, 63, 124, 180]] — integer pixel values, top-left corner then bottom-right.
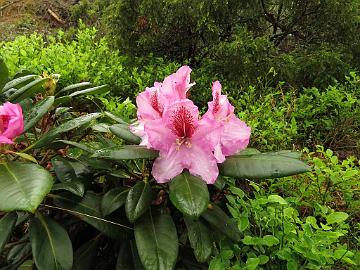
[[0, 60, 310, 270]]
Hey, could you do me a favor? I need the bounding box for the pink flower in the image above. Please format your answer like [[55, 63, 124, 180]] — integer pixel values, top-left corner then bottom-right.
[[204, 81, 251, 162], [0, 102, 24, 144], [131, 66, 195, 147], [161, 65, 195, 101], [145, 99, 222, 184]]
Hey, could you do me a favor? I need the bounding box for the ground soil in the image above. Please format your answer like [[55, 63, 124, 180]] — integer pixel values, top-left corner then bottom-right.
[[0, 0, 73, 40]]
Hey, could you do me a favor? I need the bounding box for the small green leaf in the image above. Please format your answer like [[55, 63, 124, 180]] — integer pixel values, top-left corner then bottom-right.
[[201, 204, 241, 242], [0, 212, 17, 252], [135, 211, 178, 270], [92, 146, 159, 160], [238, 214, 249, 232], [30, 214, 73, 270], [32, 113, 102, 148], [184, 217, 212, 263], [125, 182, 154, 223], [268, 195, 287, 205], [101, 187, 129, 216], [0, 162, 53, 213], [326, 212, 349, 224], [262, 235, 280, 246], [169, 172, 209, 218], [110, 124, 141, 144], [220, 153, 310, 179], [258, 255, 269, 265], [23, 96, 54, 132], [10, 152, 38, 163], [246, 257, 260, 270]]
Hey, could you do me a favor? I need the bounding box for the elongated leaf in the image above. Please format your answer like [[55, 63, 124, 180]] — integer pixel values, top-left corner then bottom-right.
[[32, 113, 102, 148], [9, 77, 49, 102], [0, 212, 17, 252], [3, 75, 37, 92], [52, 156, 77, 183], [135, 211, 178, 270], [0, 58, 9, 90], [117, 240, 145, 270], [55, 140, 95, 153], [92, 146, 158, 160], [104, 111, 127, 124], [53, 192, 128, 239], [56, 82, 92, 96], [220, 153, 311, 179], [23, 96, 54, 132], [53, 96, 72, 106], [201, 204, 241, 242], [169, 172, 209, 218], [184, 217, 212, 263], [69, 85, 109, 98], [0, 162, 53, 213], [126, 182, 154, 223], [102, 187, 129, 216], [72, 238, 100, 270], [29, 214, 73, 270], [52, 181, 85, 197], [110, 124, 141, 144]]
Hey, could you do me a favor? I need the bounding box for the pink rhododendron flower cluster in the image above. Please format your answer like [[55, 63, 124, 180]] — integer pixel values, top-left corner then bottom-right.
[[131, 66, 250, 184], [0, 102, 24, 144]]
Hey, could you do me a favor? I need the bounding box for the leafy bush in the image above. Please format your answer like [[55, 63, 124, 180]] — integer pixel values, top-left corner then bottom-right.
[[0, 61, 314, 270], [0, 25, 179, 99]]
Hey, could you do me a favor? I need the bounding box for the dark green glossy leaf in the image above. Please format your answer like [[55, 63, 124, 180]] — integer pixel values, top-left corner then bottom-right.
[[92, 146, 158, 160], [104, 111, 127, 124], [53, 96, 72, 107], [201, 204, 241, 242], [23, 96, 54, 132], [29, 214, 73, 270], [8, 77, 48, 102], [72, 238, 100, 270], [135, 211, 178, 270], [53, 192, 128, 239], [220, 153, 310, 179], [110, 124, 141, 144], [52, 156, 77, 183], [32, 113, 102, 148], [2, 75, 37, 92], [0, 58, 9, 90], [101, 187, 129, 216], [0, 212, 17, 252], [55, 140, 94, 153], [169, 172, 209, 218], [126, 182, 154, 223], [69, 85, 109, 98], [184, 217, 212, 263], [116, 240, 145, 270], [52, 181, 85, 197], [56, 82, 92, 96], [0, 162, 53, 213]]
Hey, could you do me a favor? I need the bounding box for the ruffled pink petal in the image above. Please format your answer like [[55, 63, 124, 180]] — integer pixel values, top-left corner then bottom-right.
[[213, 143, 225, 163], [220, 115, 251, 156], [0, 102, 24, 140], [152, 145, 186, 183], [0, 135, 14, 144], [187, 144, 219, 184], [136, 86, 163, 120], [145, 118, 175, 153], [192, 116, 222, 150], [162, 66, 195, 101], [130, 121, 150, 147]]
